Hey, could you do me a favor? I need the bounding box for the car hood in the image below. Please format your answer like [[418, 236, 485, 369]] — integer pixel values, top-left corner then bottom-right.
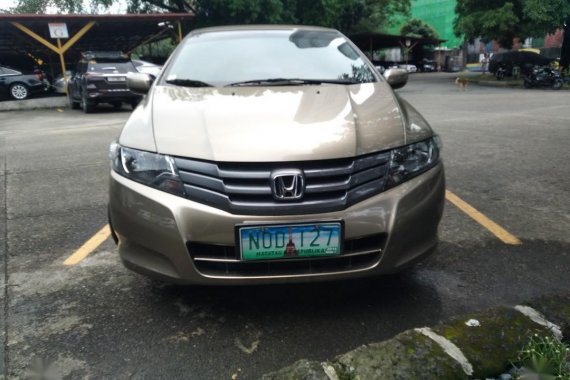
[[149, 82, 406, 162]]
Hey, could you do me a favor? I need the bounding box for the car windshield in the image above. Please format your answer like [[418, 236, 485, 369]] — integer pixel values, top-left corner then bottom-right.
[[88, 62, 135, 73], [162, 29, 377, 87], [0, 67, 21, 75]]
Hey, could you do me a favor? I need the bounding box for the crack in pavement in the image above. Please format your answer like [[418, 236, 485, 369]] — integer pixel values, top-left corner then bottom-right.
[[2, 136, 8, 380]]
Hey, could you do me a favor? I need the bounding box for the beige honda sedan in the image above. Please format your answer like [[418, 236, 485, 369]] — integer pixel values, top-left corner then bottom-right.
[[108, 25, 445, 285]]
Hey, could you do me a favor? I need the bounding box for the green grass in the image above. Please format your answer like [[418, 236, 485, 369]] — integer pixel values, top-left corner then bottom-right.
[[478, 73, 496, 81], [514, 334, 570, 380]]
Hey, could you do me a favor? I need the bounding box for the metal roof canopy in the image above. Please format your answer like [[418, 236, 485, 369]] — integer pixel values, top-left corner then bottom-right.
[[349, 31, 446, 52], [0, 13, 194, 61]]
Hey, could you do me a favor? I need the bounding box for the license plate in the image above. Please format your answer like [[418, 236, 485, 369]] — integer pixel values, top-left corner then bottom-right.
[[108, 76, 125, 82], [238, 222, 342, 261]]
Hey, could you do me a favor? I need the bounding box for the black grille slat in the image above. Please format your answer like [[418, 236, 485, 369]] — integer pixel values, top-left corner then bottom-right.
[[347, 179, 387, 205], [224, 184, 272, 195], [218, 169, 270, 179], [349, 165, 388, 188], [175, 158, 220, 177], [305, 179, 351, 193], [174, 151, 390, 215], [183, 185, 230, 210], [179, 172, 225, 193], [354, 152, 391, 172], [304, 164, 353, 178]]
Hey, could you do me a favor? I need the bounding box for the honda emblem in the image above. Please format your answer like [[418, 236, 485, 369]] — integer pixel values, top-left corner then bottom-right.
[[270, 169, 305, 200]]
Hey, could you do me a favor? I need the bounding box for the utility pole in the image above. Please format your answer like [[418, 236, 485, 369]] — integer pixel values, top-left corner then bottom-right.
[[400, 39, 418, 66]]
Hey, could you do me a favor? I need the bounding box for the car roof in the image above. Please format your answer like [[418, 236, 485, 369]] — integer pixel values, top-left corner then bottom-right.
[[190, 24, 339, 35]]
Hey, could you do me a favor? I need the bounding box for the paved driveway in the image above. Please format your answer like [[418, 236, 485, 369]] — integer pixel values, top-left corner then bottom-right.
[[1, 74, 569, 379]]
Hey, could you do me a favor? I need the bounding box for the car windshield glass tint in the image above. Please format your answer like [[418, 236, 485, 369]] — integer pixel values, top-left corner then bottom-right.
[[2, 68, 20, 75], [89, 63, 135, 73], [163, 30, 376, 87]]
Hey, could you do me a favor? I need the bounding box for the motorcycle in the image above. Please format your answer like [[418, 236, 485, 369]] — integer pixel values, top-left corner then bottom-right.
[[523, 66, 564, 89], [495, 64, 507, 80]]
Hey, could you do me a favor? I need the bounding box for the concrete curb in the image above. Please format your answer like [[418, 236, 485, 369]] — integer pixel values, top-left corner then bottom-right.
[[0, 96, 67, 112], [468, 78, 570, 90], [468, 79, 524, 88], [262, 294, 570, 380]]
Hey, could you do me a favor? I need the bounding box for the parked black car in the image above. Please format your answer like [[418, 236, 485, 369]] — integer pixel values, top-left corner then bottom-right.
[[68, 51, 142, 113], [0, 65, 47, 100], [489, 51, 553, 79]]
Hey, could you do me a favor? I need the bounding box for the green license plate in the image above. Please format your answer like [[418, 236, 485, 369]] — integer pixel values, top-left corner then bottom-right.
[[238, 222, 342, 261]]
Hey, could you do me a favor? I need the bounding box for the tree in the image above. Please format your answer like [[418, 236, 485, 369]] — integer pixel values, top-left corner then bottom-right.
[[400, 18, 438, 39], [136, 0, 410, 33], [350, 0, 411, 33], [561, 19, 570, 72], [454, 0, 570, 48], [11, 0, 410, 35]]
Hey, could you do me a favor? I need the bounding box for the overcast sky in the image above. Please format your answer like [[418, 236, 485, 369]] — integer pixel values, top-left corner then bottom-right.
[[0, 0, 16, 9], [0, 0, 128, 12]]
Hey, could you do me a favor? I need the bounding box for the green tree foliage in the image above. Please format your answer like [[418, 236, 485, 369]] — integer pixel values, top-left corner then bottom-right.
[[145, 0, 410, 33], [454, 0, 570, 48], [400, 18, 438, 39], [10, 0, 410, 34]]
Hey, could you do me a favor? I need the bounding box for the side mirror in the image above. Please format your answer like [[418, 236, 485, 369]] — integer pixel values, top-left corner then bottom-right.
[[127, 72, 154, 95], [383, 68, 408, 90]]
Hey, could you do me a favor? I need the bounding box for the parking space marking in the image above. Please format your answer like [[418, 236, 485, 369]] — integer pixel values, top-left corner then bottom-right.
[[445, 190, 522, 245], [63, 224, 111, 265]]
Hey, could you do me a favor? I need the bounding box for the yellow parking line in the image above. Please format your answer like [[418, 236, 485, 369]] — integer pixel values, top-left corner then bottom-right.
[[64, 224, 111, 265], [445, 190, 522, 246]]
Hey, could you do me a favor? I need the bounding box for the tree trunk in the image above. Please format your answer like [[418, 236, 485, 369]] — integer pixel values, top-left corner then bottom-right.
[[561, 20, 570, 72]]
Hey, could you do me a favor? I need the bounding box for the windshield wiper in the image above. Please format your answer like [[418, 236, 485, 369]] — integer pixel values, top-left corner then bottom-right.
[[226, 78, 362, 87], [165, 78, 214, 87]]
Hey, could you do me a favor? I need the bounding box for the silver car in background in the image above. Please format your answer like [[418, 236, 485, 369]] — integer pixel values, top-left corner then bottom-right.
[[108, 25, 445, 285], [132, 59, 162, 77], [52, 70, 73, 94]]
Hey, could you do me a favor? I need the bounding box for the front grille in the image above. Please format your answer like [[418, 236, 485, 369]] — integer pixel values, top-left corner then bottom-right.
[[188, 234, 386, 278], [174, 151, 391, 215]]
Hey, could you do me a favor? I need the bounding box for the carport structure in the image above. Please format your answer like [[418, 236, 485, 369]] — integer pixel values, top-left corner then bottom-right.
[[349, 31, 445, 53], [0, 13, 194, 92], [349, 31, 446, 67]]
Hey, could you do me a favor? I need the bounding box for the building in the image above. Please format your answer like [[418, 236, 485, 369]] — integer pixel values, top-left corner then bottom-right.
[[405, 0, 462, 50], [388, 0, 463, 70]]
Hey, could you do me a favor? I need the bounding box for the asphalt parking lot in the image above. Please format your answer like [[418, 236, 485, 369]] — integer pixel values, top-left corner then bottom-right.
[[1, 73, 569, 379]]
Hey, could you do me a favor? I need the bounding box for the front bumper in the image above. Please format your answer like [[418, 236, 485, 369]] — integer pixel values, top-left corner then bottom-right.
[[28, 82, 46, 95], [108, 162, 445, 285]]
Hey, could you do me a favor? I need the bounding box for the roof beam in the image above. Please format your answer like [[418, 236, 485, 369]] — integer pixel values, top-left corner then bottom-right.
[[11, 21, 60, 54], [60, 21, 95, 54], [11, 20, 95, 55]]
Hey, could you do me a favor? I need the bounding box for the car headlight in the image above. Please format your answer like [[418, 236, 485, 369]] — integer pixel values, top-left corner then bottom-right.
[[386, 137, 441, 188], [110, 142, 185, 196]]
